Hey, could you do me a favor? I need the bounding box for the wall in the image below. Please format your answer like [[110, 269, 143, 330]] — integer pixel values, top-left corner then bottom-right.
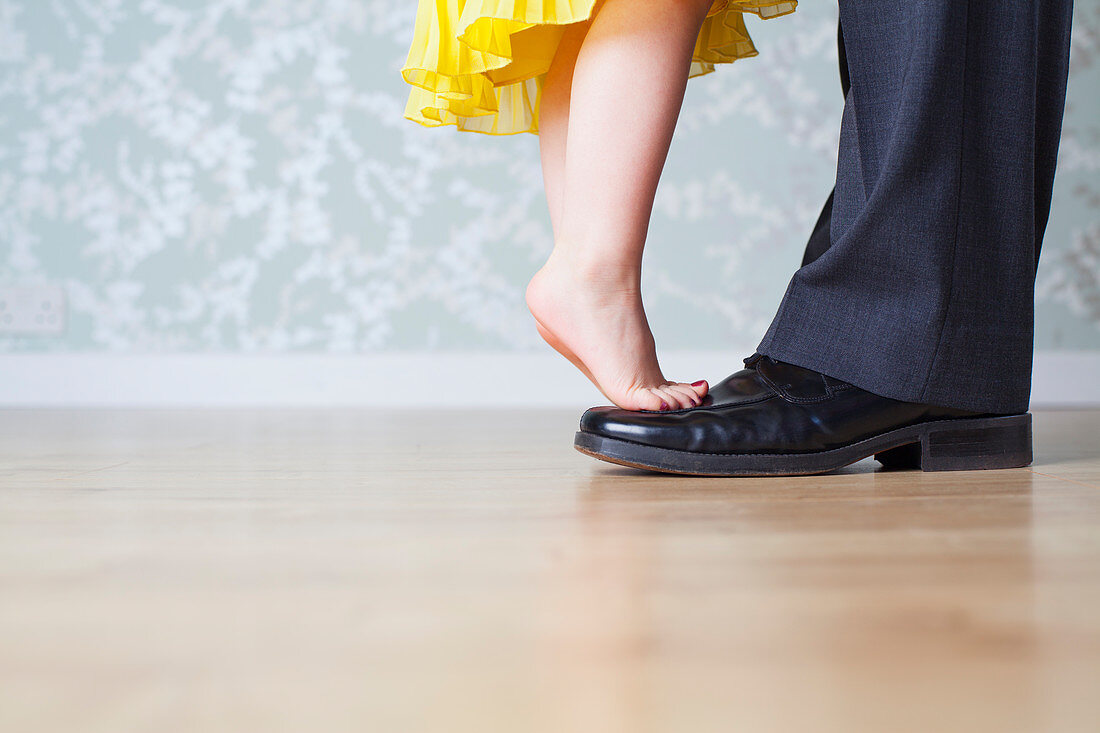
[[1, 2, 1098, 406]]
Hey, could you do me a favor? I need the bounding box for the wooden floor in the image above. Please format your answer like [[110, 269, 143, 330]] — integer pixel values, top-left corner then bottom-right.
[[1, 409, 1099, 733]]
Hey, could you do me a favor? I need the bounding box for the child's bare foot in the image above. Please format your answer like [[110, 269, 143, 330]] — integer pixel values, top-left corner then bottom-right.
[[525, 251, 708, 411]]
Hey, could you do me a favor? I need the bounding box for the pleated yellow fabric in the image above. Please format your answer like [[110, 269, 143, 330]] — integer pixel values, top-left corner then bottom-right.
[[401, 0, 798, 136]]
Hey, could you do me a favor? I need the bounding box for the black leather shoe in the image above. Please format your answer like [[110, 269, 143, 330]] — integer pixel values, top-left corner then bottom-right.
[[574, 353, 1032, 476]]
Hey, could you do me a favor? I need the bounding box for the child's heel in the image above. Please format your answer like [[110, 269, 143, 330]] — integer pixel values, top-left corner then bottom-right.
[[874, 413, 1033, 472]]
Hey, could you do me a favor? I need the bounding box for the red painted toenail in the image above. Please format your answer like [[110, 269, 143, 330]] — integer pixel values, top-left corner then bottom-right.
[[691, 380, 707, 388], [660, 401, 670, 411]]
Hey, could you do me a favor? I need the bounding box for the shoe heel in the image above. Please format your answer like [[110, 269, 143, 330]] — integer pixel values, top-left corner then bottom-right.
[[877, 414, 1033, 472], [874, 441, 922, 470]]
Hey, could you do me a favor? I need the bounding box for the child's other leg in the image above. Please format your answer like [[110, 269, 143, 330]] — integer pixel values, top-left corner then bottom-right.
[[527, 0, 714, 411], [539, 21, 588, 240]]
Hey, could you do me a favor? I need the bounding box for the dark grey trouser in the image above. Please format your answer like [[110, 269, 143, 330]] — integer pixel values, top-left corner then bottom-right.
[[756, 1, 1074, 414]]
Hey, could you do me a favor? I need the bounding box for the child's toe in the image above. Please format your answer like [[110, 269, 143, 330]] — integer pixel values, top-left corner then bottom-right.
[[655, 385, 692, 410], [666, 383, 701, 407], [634, 387, 669, 412]]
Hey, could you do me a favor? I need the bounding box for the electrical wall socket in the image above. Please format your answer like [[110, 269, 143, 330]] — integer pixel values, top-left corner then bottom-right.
[[0, 286, 67, 335]]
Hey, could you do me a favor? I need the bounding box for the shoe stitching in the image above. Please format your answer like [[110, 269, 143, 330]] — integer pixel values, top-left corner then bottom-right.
[[756, 369, 837, 405], [759, 368, 858, 403]]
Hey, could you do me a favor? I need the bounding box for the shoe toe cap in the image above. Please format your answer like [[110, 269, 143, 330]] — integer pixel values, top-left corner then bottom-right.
[[579, 405, 699, 450]]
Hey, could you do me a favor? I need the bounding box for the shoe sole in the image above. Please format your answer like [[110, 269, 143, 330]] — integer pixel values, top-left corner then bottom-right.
[[574, 413, 1033, 477]]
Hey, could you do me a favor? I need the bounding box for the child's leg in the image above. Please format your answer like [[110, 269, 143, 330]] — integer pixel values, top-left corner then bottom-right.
[[539, 21, 589, 240], [528, 0, 714, 411]]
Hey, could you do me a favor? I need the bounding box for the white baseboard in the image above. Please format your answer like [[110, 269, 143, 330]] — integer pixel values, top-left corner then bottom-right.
[[1, 350, 1097, 409]]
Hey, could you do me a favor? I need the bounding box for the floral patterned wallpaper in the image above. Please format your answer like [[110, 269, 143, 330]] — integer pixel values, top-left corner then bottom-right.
[[1, 1, 1097, 353]]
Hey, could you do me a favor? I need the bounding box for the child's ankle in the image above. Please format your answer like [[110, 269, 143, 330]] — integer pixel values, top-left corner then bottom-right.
[[545, 246, 641, 290]]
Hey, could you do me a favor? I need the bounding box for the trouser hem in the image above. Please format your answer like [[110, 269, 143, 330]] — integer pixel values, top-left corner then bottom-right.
[[754, 333, 1029, 415]]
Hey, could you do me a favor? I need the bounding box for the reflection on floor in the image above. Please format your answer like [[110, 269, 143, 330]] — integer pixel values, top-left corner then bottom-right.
[[1, 409, 1098, 732]]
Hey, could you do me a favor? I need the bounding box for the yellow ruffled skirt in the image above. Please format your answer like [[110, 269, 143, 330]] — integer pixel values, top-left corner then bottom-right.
[[402, 0, 797, 136]]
